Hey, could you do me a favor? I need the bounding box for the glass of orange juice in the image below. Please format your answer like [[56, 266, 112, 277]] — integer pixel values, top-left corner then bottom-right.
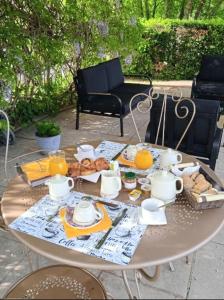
[[48, 150, 68, 176]]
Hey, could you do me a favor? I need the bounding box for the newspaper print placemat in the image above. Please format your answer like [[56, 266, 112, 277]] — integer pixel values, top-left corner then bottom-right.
[[9, 191, 147, 266], [95, 140, 127, 161], [95, 140, 163, 175]]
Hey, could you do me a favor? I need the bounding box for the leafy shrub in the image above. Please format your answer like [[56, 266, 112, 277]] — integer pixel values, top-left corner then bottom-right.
[[0, 120, 8, 133], [36, 121, 61, 137], [127, 19, 224, 80]]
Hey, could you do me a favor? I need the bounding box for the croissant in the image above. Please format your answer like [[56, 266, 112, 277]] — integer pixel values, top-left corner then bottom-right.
[[81, 158, 96, 170], [95, 157, 109, 171], [68, 162, 81, 177]]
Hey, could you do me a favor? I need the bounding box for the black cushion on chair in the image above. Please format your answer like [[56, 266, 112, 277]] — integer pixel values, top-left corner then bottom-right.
[[194, 81, 224, 100], [102, 58, 124, 90], [198, 55, 224, 82], [146, 96, 221, 160], [80, 93, 140, 115], [77, 64, 108, 94], [111, 82, 151, 95], [80, 82, 151, 116]]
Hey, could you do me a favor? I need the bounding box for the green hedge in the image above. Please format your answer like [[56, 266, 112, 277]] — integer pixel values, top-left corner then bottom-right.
[[127, 19, 224, 80]]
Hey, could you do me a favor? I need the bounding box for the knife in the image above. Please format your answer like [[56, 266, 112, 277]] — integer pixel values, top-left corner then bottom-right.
[[95, 199, 119, 208], [95, 208, 128, 249], [112, 144, 129, 161]]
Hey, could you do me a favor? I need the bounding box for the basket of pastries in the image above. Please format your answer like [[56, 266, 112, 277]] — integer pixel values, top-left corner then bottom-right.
[[182, 170, 224, 210], [68, 157, 109, 177]]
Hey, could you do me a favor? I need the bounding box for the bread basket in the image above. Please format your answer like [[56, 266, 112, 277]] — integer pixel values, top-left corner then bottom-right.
[[183, 167, 224, 210]]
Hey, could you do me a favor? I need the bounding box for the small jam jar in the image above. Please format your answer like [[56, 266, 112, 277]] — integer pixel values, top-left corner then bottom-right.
[[123, 172, 137, 190]]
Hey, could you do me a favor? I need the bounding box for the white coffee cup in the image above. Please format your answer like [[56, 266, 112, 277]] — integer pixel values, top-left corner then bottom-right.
[[73, 200, 101, 225], [100, 170, 122, 199], [45, 174, 74, 201], [160, 148, 182, 169], [141, 198, 164, 221], [123, 145, 138, 161], [77, 144, 95, 160]]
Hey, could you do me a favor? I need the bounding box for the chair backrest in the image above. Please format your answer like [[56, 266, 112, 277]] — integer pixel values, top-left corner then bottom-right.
[[198, 55, 224, 82], [145, 96, 221, 159], [75, 57, 124, 96], [76, 63, 109, 95], [129, 89, 196, 151], [100, 57, 124, 90]]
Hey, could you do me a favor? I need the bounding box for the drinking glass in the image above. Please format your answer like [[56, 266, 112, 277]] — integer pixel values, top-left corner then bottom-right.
[[48, 150, 68, 176]]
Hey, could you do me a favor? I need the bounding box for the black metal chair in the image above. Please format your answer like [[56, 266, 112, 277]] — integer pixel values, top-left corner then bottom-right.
[[192, 55, 224, 112], [145, 96, 223, 170], [74, 57, 152, 136]]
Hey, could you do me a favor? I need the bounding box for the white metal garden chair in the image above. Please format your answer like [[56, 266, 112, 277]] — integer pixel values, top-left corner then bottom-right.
[[128, 89, 196, 276]]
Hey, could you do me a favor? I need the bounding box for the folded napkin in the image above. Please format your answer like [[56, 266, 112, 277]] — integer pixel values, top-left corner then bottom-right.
[[117, 154, 136, 168], [171, 164, 200, 177], [21, 158, 50, 182], [59, 203, 112, 238]]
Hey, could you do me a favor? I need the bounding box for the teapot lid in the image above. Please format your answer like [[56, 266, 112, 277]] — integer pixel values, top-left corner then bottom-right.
[[49, 174, 67, 183], [152, 170, 175, 181], [164, 148, 173, 153]]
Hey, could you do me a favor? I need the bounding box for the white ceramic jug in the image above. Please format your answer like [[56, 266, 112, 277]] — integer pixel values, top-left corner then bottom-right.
[[45, 174, 74, 200], [149, 170, 183, 203], [160, 148, 182, 169], [100, 170, 122, 199]]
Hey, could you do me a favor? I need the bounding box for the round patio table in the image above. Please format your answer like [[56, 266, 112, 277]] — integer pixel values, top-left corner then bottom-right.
[[2, 141, 224, 298]]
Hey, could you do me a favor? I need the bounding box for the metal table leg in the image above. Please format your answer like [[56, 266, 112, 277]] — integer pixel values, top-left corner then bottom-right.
[[138, 266, 160, 282], [121, 270, 136, 299], [121, 267, 161, 299]]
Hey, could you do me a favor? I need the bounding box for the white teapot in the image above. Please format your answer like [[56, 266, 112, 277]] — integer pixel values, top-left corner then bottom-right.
[[149, 170, 183, 203], [160, 148, 182, 169], [45, 174, 74, 200]]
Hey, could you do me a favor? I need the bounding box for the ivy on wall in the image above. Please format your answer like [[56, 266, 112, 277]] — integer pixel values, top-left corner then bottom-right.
[[0, 0, 140, 126]]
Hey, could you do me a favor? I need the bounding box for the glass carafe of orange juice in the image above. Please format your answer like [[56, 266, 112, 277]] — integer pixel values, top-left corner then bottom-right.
[[48, 150, 68, 176]]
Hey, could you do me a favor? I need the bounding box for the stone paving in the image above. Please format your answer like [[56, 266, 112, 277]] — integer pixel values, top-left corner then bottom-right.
[[0, 81, 224, 299]]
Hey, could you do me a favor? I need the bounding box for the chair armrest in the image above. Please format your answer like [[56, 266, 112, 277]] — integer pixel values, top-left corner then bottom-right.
[[87, 92, 123, 111], [124, 74, 152, 85]]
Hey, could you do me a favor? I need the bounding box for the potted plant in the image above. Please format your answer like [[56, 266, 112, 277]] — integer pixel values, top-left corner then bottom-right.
[[35, 120, 61, 154]]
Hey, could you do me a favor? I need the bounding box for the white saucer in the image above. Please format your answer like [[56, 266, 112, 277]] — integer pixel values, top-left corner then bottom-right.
[[66, 214, 101, 229], [138, 207, 167, 225], [72, 216, 96, 226], [65, 206, 102, 229]]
